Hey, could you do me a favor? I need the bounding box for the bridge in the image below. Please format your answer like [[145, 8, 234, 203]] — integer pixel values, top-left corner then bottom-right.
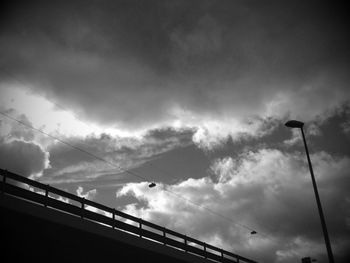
[[0, 168, 257, 263]]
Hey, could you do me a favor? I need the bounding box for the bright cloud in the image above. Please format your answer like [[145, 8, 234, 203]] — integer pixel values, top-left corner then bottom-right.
[[116, 148, 350, 263], [0, 83, 145, 139], [76, 186, 97, 200]]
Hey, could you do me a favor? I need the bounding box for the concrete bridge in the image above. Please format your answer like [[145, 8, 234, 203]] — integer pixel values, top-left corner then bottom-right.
[[0, 169, 257, 263]]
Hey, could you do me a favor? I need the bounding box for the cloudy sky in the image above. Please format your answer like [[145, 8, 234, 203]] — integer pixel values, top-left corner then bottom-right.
[[1, 1, 350, 262]]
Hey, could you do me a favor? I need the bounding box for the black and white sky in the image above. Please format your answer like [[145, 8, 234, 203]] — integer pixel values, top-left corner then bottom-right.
[[1, 1, 350, 262]]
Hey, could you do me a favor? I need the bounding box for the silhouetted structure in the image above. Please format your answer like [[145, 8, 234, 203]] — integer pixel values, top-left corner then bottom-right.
[[0, 168, 257, 263]]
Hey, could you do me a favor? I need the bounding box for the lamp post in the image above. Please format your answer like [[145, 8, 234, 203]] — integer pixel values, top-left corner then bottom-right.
[[285, 120, 334, 263]]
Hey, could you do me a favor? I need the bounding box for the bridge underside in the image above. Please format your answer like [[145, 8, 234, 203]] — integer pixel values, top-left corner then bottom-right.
[[1, 194, 213, 263]]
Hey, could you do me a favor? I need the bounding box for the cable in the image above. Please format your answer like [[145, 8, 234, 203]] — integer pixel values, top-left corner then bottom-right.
[[49, 100, 102, 134], [0, 110, 266, 237], [1, 61, 270, 241], [161, 187, 268, 237], [32, 99, 193, 184], [0, 111, 148, 181], [6, 99, 260, 233], [49, 100, 196, 184], [0, 67, 196, 184]]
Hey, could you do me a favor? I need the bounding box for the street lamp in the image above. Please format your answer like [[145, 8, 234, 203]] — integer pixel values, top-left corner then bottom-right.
[[148, 182, 156, 188], [285, 120, 334, 263]]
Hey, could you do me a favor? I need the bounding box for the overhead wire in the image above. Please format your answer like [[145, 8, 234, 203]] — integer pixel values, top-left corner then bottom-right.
[[0, 70, 266, 236], [0, 109, 268, 237], [0, 69, 193, 183], [0, 111, 148, 181], [10, 101, 265, 235], [36, 98, 188, 184]]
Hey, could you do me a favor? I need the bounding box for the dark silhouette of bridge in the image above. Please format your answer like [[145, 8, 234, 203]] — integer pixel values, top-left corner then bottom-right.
[[0, 168, 257, 263]]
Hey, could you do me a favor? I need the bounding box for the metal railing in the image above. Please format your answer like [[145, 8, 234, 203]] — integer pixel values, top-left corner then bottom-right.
[[0, 168, 257, 263]]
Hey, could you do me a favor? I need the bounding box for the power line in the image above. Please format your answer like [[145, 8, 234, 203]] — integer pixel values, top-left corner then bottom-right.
[[0, 111, 148, 181], [45, 100, 181, 183], [9, 99, 261, 233], [49, 100, 102, 134], [0, 69, 159, 181], [0, 110, 265, 237], [162, 187, 259, 234], [1, 67, 196, 184], [33, 99, 192, 184], [1, 61, 270, 240]]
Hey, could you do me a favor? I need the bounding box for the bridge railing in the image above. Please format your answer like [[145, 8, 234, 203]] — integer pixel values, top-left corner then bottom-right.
[[0, 168, 257, 263]]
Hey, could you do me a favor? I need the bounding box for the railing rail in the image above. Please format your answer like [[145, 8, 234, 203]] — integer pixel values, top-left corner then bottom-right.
[[0, 168, 257, 263]]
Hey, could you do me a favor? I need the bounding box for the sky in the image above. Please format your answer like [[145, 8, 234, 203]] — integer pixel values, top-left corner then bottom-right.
[[1, 1, 350, 262]]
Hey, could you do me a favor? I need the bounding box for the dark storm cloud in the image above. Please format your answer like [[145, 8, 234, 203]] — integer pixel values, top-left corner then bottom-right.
[[0, 139, 49, 177], [1, 0, 349, 131], [0, 109, 49, 177]]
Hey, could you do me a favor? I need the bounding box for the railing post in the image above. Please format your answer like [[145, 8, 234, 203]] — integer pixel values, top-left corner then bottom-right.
[[184, 235, 187, 252], [163, 228, 166, 245], [204, 243, 207, 258], [139, 219, 142, 237], [81, 197, 85, 218], [1, 170, 6, 193], [44, 184, 49, 207], [112, 209, 116, 229], [221, 250, 224, 262]]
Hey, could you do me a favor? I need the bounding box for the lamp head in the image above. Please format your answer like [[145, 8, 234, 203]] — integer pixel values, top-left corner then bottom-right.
[[148, 182, 156, 188], [285, 120, 304, 128]]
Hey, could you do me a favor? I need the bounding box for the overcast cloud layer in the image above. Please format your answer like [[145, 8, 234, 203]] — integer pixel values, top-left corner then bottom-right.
[[1, 1, 350, 263], [1, 1, 350, 137]]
